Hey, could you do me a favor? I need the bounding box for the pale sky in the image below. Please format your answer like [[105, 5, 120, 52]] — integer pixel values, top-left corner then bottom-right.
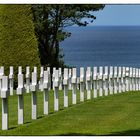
[[92, 5, 140, 26]]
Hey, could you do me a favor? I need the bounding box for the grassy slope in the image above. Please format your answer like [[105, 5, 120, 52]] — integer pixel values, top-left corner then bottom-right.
[[0, 90, 140, 136]]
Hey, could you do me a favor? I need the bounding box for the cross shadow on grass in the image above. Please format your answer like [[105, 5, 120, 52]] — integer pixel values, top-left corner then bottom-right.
[[8, 126, 17, 130], [8, 121, 32, 130], [37, 115, 44, 119], [108, 129, 140, 136], [55, 133, 96, 136], [24, 121, 31, 124], [54, 129, 140, 136]]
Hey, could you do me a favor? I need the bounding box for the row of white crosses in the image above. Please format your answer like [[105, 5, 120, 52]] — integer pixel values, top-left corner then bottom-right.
[[79, 66, 140, 99], [1, 66, 140, 130]]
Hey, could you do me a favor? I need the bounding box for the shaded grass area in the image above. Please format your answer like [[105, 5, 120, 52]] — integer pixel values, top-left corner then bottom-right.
[[0, 90, 140, 136]]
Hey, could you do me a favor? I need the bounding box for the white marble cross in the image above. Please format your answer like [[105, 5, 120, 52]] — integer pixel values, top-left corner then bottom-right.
[[52, 67, 56, 90], [90, 69, 93, 90], [0, 66, 4, 93], [103, 66, 108, 96], [47, 67, 51, 90], [16, 66, 25, 124], [1, 76, 9, 98], [68, 69, 72, 90], [125, 67, 130, 92], [139, 69, 140, 91], [59, 68, 63, 90], [122, 67, 126, 92], [63, 68, 69, 107], [54, 69, 59, 111], [129, 67, 133, 91], [43, 70, 49, 115], [109, 66, 114, 95], [136, 68, 139, 91], [17, 67, 24, 95], [80, 67, 85, 101], [34, 67, 37, 73], [30, 69, 38, 120], [114, 66, 118, 94], [98, 66, 103, 97], [132, 68, 136, 91], [9, 66, 14, 96], [1, 76, 10, 130], [25, 66, 30, 93], [39, 66, 44, 91], [72, 68, 77, 104], [77, 77, 80, 90], [93, 67, 98, 98], [86, 67, 92, 99], [118, 67, 122, 93]]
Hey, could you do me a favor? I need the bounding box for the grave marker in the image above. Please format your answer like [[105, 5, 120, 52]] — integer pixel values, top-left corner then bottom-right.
[[52, 67, 56, 90], [93, 67, 98, 98], [39, 66, 44, 91], [103, 66, 108, 96], [59, 68, 63, 90], [136, 68, 139, 91], [34, 67, 37, 73], [98, 66, 103, 96], [132, 68, 136, 91], [90, 70, 93, 90], [80, 67, 85, 101], [30, 70, 38, 120], [63, 68, 69, 107], [47, 67, 51, 90], [86, 67, 91, 99], [0, 66, 4, 92], [1, 76, 10, 130], [16, 66, 25, 124], [109, 66, 113, 95], [129, 67, 133, 91], [139, 69, 140, 90], [118, 67, 122, 93], [77, 77, 80, 90], [43, 71, 49, 115], [25, 66, 30, 93], [114, 66, 118, 94], [72, 68, 77, 104], [54, 70, 59, 111], [122, 67, 126, 92], [68, 69, 72, 90], [125, 67, 130, 92], [9, 66, 14, 95]]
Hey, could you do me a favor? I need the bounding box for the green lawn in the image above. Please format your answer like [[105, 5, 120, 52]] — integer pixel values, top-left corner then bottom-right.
[[0, 89, 140, 136]]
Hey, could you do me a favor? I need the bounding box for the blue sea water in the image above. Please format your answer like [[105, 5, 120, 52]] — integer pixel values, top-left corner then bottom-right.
[[60, 26, 140, 70]]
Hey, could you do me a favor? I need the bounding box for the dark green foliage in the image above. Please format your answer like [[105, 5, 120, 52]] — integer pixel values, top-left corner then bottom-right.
[[32, 4, 105, 69], [0, 5, 41, 87]]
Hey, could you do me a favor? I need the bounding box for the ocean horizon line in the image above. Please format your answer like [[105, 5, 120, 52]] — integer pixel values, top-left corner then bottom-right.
[[66, 25, 140, 28]]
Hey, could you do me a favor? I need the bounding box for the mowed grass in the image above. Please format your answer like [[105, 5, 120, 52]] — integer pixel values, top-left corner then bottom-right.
[[0, 89, 140, 135]]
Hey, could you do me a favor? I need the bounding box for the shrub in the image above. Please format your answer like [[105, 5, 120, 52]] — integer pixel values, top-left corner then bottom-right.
[[0, 5, 41, 87]]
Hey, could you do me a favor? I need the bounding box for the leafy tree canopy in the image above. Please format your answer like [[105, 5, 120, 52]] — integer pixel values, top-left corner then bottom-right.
[[32, 4, 105, 69]]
